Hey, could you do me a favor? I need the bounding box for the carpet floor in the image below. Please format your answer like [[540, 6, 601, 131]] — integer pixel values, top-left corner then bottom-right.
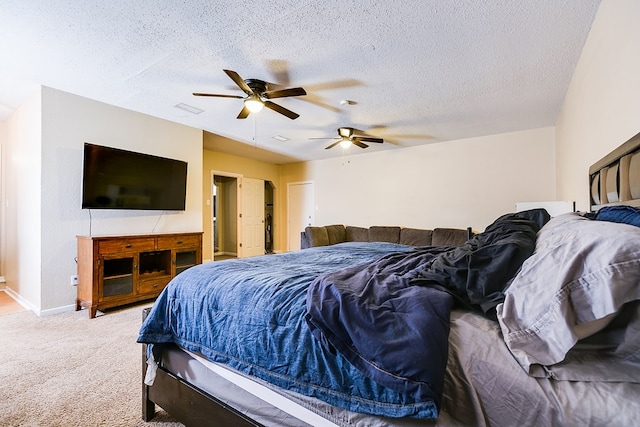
[[0, 304, 184, 427]]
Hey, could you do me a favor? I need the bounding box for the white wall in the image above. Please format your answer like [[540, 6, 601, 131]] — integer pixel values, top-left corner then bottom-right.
[[556, 0, 640, 210], [4, 86, 203, 315], [302, 127, 555, 232], [3, 91, 42, 309]]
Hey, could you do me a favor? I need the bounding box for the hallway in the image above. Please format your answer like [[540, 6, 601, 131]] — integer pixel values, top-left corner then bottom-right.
[[0, 290, 26, 316]]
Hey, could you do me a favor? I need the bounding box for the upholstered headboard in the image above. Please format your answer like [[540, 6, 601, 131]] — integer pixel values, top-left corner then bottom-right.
[[590, 131, 640, 211]]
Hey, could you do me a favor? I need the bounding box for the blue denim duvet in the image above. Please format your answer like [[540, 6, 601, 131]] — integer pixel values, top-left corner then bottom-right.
[[137, 242, 441, 418], [138, 211, 544, 420]]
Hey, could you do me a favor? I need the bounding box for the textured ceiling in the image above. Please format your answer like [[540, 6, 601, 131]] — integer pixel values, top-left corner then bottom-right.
[[0, 1, 601, 164]]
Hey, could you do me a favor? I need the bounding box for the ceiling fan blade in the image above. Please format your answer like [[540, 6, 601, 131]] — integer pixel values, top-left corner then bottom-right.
[[236, 105, 250, 119], [354, 136, 384, 144], [353, 140, 369, 149], [223, 69, 253, 95], [193, 92, 244, 99], [264, 87, 307, 99], [325, 140, 342, 150], [309, 136, 340, 140], [264, 101, 300, 120]]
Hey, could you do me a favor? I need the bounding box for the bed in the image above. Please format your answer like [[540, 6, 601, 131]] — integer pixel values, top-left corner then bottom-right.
[[138, 135, 640, 426]]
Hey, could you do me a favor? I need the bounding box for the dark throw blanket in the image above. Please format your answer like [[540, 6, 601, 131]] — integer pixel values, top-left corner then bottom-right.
[[305, 209, 549, 409]]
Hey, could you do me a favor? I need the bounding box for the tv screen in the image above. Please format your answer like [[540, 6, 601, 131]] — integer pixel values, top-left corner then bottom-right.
[[81, 143, 188, 211]]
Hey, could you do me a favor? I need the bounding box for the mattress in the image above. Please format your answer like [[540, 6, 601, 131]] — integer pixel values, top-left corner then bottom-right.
[[155, 308, 640, 427]]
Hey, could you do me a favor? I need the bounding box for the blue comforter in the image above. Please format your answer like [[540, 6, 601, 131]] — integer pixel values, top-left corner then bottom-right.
[[305, 210, 548, 409], [138, 242, 440, 418], [137, 210, 547, 419]]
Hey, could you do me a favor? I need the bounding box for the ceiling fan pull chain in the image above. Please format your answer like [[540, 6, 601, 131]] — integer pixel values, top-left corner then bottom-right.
[[253, 115, 258, 148]]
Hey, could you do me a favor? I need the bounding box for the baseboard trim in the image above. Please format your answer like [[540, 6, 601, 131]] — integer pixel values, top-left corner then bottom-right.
[[2, 288, 76, 317], [3, 287, 35, 313], [39, 304, 76, 317]]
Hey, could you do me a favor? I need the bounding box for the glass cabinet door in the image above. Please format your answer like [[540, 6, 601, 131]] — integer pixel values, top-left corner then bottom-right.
[[100, 256, 134, 299]]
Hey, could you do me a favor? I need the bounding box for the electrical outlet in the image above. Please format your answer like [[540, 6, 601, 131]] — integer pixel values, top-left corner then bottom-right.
[[70, 275, 79, 286]]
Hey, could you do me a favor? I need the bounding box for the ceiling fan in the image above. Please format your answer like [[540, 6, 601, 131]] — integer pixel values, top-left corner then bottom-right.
[[314, 127, 384, 149], [193, 69, 306, 120]]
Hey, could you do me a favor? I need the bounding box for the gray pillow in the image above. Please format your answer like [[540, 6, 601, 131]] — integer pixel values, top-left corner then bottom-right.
[[497, 213, 640, 381]]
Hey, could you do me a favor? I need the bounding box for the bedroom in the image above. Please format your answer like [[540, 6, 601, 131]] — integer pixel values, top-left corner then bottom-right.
[[0, 1, 639, 424], [1, 1, 636, 316]]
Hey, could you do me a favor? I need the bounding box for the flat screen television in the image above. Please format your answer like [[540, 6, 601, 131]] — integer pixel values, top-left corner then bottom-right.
[[81, 143, 188, 211]]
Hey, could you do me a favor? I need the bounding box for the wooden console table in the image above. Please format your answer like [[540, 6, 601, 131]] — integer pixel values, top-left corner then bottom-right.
[[76, 232, 202, 318]]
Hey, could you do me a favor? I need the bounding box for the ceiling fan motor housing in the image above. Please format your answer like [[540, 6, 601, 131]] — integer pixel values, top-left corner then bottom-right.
[[245, 79, 268, 95], [338, 127, 354, 138]]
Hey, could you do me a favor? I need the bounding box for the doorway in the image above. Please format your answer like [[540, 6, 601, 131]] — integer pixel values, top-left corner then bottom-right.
[[211, 173, 275, 260], [212, 174, 239, 261], [265, 181, 274, 254]]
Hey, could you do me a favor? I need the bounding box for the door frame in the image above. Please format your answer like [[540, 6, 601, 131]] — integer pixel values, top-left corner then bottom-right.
[[211, 170, 242, 260]]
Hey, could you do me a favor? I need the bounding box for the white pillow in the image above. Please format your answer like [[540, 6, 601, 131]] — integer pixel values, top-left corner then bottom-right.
[[497, 212, 640, 381]]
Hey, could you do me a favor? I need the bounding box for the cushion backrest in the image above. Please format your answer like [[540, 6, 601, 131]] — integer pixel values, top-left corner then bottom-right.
[[325, 224, 347, 245], [304, 226, 330, 247], [432, 228, 468, 246], [346, 226, 369, 242], [399, 228, 433, 246], [368, 226, 401, 244]]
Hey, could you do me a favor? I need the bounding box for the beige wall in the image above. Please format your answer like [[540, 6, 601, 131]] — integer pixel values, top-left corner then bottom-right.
[[282, 127, 556, 233], [3, 90, 42, 309], [4, 86, 203, 314], [202, 148, 282, 260], [555, 0, 640, 211]]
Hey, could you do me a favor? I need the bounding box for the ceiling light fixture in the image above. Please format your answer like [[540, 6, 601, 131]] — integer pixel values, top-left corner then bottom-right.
[[244, 96, 264, 113], [340, 139, 352, 149]]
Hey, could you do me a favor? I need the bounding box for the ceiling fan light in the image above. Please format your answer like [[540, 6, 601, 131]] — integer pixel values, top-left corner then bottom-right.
[[338, 127, 351, 138], [340, 139, 352, 149], [244, 96, 264, 112]]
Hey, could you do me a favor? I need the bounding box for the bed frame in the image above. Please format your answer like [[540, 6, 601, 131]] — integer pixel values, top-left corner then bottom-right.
[[141, 131, 640, 427], [141, 351, 262, 426], [142, 308, 262, 426]]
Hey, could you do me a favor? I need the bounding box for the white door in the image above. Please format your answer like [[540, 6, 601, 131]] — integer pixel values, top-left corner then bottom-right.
[[288, 181, 314, 251], [241, 177, 265, 257]]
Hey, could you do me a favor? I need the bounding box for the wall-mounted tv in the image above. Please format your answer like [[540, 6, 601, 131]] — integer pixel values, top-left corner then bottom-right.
[[81, 143, 188, 211]]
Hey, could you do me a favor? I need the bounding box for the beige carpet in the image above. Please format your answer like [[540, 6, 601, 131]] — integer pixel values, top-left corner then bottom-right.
[[0, 304, 184, 427]]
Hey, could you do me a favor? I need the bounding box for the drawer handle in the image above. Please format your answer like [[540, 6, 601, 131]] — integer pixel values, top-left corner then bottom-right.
[[152, 283, 159, 289], [176, 241, 183, 245], [125, 244, 132, 248]]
